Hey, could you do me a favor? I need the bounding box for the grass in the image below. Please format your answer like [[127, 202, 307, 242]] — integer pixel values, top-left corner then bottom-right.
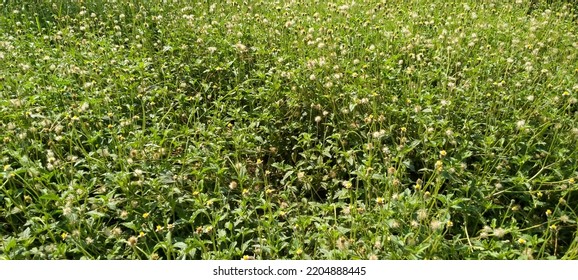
[[0, 0, 577, 260]]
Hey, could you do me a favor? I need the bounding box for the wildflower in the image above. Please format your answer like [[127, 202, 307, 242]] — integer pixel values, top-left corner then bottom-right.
[[417, 209, 428, 221], [61, 232, 68, 240], [156, 225, 163, 232], [440, 150, 447, 157], [430, 220, 442, 231], [516, 120, 526, 130], [295, 248, 303, 255], [518, 238, 526, 245], [336, 237, 348, 250], [435, 160, 443, 172], [3, 165, 12, 172], [400, 127, 407, 133], [536, 191, 543, 198], [139, 231, 145, 238], [569, 178, 575, 184], [423, 191, 430, 199], [376, 197, 385, 205], [62, 206, 72, 216], [342, 180, 353, 189], [242, 188, 249, 196], [195, 226, 203, 235], [545, 209, 552, 216], [549, 224, 557, 230], [234, 43, 247, 52], [493, 228, 506, 238], [229, 181, 238, 190], [127, 236, 138, 246], [446, 221, 454, 227], [560, 215, 570, 223], [242, 255, 255, 260], [142, 212, 150, 219], [314, 116, 322, 123], [369, 255, 378, 260], [120, 210, 128, 219]]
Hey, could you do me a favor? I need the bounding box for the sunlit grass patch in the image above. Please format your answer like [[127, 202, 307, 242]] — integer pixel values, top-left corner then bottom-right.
[[1, 0, 577, 260]]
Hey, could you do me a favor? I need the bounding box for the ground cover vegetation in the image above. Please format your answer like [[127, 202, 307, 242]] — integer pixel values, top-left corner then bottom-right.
[[1, 0, 578, 260]]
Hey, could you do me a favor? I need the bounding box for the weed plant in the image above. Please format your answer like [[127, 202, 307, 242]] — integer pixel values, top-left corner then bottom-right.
[[0, 0, 577, 259]]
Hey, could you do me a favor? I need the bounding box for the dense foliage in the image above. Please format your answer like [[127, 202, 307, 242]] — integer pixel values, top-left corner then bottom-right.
[[1, 0, 577, 259]]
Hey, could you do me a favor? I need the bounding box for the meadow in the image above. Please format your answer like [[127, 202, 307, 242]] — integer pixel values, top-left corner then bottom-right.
[[1, 0, 577, 260]]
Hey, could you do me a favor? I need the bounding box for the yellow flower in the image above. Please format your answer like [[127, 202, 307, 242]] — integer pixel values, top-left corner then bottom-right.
[[440, 150, 447, 157], [376, 197, 385, 205], [139, 231, 145, 238], [400, 127, 407, 133], [242, 188, 249, 196], [156, 225, 163, 232], [295, 248, 303, 255], [569, 178, 575, 184], [545, 209, 552, 216], [446, 221, 453, 227], [256, 158, 263, 165], [61, 232, 68, 240], [549, 224, 557, 230], [518, 238, 526, 245], [562, 91, 570, 96], [3, 165, 11, 172], [142, 212, 150, 218]]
